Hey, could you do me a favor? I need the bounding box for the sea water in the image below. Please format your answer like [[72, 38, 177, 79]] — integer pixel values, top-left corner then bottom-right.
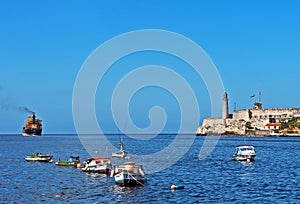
[[0, 134, 299, 203]]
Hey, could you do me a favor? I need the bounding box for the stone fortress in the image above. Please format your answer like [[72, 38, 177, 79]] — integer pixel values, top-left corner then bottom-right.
[[196, 92, 300, 136]]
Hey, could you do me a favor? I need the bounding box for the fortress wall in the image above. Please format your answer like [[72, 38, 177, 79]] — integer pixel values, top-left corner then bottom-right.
[[232, 108, 300, 122], [233, 110, 250, 121], [249, 119, 269, 129], [225, 119, 246, 135], [202, 118, 224, 127], [251, 109, 300, 121], [196, 118, 226, 135]]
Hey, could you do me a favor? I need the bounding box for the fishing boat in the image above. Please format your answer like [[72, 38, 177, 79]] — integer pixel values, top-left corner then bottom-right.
[[25, 153, 53, 162], [112, 162, 146, 187], [81, 157, 112, 174], [55, 156, 80, 167], [22, 112, 42, 136], [112, 137, 127, 158], [232, 145, 256, 162]]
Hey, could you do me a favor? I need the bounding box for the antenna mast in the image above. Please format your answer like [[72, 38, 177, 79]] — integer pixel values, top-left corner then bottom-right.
[[259, 92, 262, 103]]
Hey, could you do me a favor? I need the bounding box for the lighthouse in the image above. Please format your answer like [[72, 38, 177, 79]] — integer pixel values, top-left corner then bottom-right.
[[222, 92, 229, 119]]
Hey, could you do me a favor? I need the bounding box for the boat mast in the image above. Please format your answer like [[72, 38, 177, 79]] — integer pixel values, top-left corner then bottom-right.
[[106, 144, 109, 158], [120, 137, 125, 151]]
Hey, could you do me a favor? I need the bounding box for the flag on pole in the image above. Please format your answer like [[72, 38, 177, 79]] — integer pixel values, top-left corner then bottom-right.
[[250, 94, 255, 98]]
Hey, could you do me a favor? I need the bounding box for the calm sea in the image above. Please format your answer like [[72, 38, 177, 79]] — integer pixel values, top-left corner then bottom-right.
[[0, 134, 299, 203]]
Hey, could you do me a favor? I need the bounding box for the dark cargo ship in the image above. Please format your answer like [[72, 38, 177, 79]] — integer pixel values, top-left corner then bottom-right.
[[22, 112, 42, 136]]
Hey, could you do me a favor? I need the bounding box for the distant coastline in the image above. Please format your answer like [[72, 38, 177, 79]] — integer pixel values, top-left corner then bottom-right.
[[196, 92, 300, 137]]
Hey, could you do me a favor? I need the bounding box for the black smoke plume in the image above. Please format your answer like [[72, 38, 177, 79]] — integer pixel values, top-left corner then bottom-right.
[[0, 103, 33, 114], [0, 86, 33, 114], [18, 106, 34, 114]]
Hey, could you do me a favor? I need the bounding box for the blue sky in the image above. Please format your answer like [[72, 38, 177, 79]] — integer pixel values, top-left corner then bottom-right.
[[0, 1, 299, 134]]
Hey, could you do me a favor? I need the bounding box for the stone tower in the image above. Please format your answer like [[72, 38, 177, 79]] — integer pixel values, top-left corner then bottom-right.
[[222, 92, 229, 119], [253, 102, 262, 110]]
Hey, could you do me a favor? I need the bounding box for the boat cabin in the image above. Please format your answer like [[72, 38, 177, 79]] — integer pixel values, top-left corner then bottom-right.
[[67, 156, 80, 162]]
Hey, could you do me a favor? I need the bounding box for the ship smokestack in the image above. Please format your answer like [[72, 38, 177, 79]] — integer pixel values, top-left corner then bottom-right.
[[32, 111, 36, 124]]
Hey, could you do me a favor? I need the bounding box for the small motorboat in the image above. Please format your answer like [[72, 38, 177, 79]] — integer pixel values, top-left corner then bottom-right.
[[25, 153, 53, 162], [81, 157, 112, 174], [55, 156, 80, 167], [232, 145, 256, 162], [112, 162, 146, 187], [112, 137, 127, 158]]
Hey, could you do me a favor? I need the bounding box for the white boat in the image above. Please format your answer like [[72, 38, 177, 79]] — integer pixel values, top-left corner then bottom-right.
[[81, 157, 112, 174], [112, 162, 146, 187], [112, 137, 127, 158], [232, 145, 256, 162], [25, 153, 53, 162]]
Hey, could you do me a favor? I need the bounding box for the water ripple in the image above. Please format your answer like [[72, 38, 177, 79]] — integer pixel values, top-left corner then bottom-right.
[[0, 135, 299, 203]]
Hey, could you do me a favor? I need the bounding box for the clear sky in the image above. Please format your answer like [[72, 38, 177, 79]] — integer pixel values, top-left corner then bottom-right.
[[0, 1, 299, 134]]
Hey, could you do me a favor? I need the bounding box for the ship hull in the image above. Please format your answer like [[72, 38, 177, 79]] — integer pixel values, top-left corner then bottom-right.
[[115, 171, 146, 187], [55, 162, 80, 167], [22, 128, 42, 136], [25, 154, 53, 162]]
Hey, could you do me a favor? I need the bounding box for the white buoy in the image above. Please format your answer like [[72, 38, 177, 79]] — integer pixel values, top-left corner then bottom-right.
[[170, 184, 184, 190]]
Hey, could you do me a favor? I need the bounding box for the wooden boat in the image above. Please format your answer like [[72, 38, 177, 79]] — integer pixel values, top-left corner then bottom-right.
[[232, 145, 256, 162], [112, 162, 146, 187], [55, 156, 80, 167], [81, 157, 112, 174], [112, 137, 127, 158], [25, 153, 53, 162]]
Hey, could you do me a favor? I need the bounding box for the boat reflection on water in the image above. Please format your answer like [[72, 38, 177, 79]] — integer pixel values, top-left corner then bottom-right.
[[240, 160, 255, 166], [111, 184, 144, 196]]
